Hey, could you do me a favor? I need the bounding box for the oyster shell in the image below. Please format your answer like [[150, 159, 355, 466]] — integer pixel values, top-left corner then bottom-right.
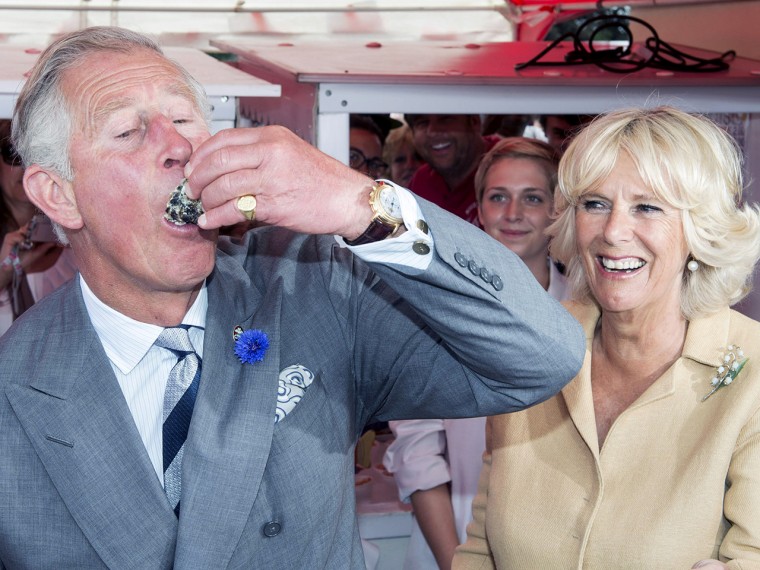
[[164, 179, 204, 225]]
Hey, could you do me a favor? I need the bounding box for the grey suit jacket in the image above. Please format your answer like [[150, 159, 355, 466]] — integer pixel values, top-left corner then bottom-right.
[[0, 199, 584, 569]]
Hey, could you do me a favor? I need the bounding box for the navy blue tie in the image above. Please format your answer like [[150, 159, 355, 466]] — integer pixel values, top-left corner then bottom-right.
[[155, 325, 201, 517]]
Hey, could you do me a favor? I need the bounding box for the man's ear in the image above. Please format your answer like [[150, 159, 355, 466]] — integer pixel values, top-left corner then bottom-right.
[[23, 165, 83, 230]]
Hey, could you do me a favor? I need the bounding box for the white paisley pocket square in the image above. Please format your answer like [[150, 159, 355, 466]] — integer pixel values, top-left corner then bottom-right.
[[275, 364, 315, 423]]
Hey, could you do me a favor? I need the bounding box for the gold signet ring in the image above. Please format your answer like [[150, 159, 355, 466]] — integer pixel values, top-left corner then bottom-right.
[[236, 194, 257, 221]]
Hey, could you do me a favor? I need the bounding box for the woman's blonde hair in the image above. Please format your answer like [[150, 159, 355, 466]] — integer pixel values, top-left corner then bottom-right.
[[474, 137, 559, 204], [382, 124, 415, 166], [549, 106, 760, 319]]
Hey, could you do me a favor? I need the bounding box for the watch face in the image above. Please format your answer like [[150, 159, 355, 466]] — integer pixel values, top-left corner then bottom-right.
[[378, 185, 403, 220]]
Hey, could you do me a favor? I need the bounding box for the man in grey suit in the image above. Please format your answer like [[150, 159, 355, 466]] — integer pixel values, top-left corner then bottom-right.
[[0, 27, 584, 569]]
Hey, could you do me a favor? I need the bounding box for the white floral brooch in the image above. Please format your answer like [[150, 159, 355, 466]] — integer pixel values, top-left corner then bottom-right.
[[702, 345, 749, 402]]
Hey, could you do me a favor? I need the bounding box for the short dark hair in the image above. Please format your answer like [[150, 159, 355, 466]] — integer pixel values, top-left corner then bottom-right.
[[540, 114, 594, 129], [350, 115, 383, 141], [405, 114, 479, 130]]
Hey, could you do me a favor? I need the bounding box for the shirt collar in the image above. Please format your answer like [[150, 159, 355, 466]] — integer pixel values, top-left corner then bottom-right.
[[80, 276, 208, 374]]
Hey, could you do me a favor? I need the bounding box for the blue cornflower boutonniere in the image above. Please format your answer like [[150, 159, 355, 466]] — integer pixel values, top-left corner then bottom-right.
[[702, 344, 749, 402], [233, 326, 270, 364]]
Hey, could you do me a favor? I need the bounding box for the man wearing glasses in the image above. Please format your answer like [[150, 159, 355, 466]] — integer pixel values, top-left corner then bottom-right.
[[349, 115, 389, 180]]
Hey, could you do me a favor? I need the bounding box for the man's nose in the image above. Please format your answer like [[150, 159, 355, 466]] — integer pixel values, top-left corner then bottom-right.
[[154, 117, 193, 169]]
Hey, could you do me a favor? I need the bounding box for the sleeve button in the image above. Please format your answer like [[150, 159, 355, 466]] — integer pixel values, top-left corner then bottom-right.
[[413, 241, 431, 255], [454, 252, 467, 267], [491, 274, 504, 291], [263, 521, 282, 537]]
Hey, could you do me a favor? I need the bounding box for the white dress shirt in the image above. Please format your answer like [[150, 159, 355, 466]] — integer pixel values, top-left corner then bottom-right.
[[81, 277, 207, 484]]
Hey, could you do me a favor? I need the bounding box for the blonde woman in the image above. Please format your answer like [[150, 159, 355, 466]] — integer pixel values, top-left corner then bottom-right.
[[456, 107, 760, 569]]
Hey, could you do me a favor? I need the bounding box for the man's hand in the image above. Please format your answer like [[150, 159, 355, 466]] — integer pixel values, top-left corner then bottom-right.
[[184, 125, 374, 240]]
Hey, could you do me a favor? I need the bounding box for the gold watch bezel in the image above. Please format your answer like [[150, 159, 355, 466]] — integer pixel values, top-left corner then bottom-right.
[[369, 181, 403, 229]]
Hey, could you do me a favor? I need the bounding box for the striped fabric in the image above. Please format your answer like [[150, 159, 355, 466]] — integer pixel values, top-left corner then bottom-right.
[[155, 325, 201, 517]]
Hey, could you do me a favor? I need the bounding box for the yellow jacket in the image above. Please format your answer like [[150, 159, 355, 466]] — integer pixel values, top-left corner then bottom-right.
[[455, 301, 760, 570]]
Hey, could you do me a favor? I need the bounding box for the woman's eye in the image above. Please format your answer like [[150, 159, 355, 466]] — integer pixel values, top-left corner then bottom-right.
[[116, 129, 135, 139], [581, 199, 606, 211], [525, 195, 544, 205], [488, 193, 507, 203], [637, 203, 663, 213]]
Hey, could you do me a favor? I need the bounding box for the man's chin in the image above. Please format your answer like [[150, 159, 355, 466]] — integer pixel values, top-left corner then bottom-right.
[[167, 246, 215, 280], [429, 161, 458, 177]]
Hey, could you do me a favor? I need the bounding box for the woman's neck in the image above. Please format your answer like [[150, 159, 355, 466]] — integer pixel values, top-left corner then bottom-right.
[[596, 305, 687, 377], [525, 255, 551, 291], [590, 304, 688, 448]]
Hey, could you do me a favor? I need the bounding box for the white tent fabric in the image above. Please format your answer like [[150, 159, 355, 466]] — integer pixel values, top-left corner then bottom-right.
[[0, 1, 515, 49]]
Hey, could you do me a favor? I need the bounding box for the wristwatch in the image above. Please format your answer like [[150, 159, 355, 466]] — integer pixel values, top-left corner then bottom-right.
[[344, 181, 404, 246]]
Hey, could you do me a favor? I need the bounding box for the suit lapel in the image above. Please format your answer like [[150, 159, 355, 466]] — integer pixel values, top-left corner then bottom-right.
[[560, 302, 600, 456], [560, 303, 726, 458], [175, 252, 281, 568], [5, 282, 177, 568], [561, 351, 600, 457], [681, 306, 731, 368]]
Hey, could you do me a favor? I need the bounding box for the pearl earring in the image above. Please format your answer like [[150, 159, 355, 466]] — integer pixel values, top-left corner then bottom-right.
[[687, 259, 699, 272]]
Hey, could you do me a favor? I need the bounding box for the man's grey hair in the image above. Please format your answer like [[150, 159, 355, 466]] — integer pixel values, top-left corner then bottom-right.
[[10, 26, 212, 244], [11, 26, 211, 181]]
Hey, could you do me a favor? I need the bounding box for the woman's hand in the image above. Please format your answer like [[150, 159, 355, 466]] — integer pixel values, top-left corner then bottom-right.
[[1, 225, 27, 263], [0, 226, 28, 289], [1, 224, 60, 289], [692, 559, 729, 569]]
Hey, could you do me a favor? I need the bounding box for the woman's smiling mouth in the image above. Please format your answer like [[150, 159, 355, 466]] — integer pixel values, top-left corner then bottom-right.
[[599, 256, 646, 272]]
